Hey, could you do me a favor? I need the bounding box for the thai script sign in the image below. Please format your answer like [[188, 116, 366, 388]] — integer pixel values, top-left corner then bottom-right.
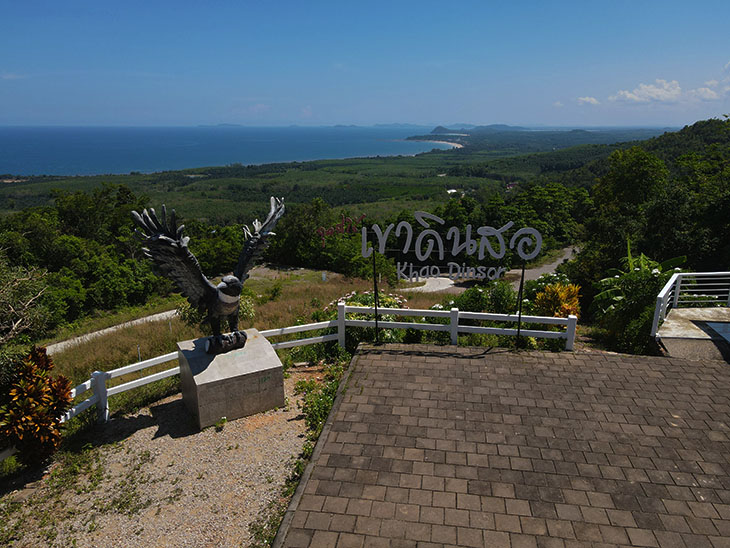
[[360, 211, 542, 282]]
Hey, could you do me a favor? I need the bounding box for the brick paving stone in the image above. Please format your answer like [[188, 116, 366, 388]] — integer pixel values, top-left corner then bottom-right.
[[277, 345, 730, 547]]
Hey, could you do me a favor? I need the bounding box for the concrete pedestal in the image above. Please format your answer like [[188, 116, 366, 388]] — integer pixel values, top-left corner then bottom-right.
[[178, 328, 284, 429]]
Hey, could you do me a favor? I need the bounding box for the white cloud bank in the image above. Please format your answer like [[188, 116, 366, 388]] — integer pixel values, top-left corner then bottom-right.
[[608, 77, 728, 104], [577, 96, 600, 105], [609, 79, 682, 103]]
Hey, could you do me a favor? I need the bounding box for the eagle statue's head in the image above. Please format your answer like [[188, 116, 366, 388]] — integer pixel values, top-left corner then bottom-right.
[[217, 275, 243, 300]]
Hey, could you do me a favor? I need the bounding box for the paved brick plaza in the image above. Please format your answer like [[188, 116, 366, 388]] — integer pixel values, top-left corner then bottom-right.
[[276, 344, 730, 547]]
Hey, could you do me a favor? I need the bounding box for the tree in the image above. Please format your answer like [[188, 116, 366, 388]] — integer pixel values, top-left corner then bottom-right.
[[0, 251, 48, 346]]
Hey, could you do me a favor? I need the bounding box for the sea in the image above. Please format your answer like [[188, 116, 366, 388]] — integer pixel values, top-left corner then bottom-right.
[[0, 125, 454, 176]]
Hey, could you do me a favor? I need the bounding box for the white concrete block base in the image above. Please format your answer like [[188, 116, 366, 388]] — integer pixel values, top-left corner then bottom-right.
[[178, 328, 285, 430]]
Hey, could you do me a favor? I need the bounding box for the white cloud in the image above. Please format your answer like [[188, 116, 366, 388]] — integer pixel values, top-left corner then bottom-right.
[[610, 79, 682, 103], [552, 101, 564, 107], [689, 87, 719, 101], [1, 73, 25, 80], [705, 79, 719, 87], [725, 60, 730, 71], [577, 96, 600, 105]]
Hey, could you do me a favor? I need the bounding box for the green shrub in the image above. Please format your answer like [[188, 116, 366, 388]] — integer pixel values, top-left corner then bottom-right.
[[297, 359, 347, 438], [0, 347, 72, 465], [594, 267, 673, 354], [487, 280, 517, 314], [452, 286, 489, 312]]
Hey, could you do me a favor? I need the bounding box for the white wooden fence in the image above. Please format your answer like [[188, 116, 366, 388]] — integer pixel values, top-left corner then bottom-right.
[[1, 305, 576, 461], [651, 272, 730, 337]]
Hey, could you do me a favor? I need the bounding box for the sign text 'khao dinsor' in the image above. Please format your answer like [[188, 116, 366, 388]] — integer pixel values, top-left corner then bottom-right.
[[360, 211, 542, 282]]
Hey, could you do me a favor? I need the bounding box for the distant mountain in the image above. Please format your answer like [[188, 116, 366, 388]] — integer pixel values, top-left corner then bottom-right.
[[431, 124, 528, 134], [445, 123, 478, 129], [198, 123, 245, 128], [472, 124, 529, 132], [373, 123, 432, 129]]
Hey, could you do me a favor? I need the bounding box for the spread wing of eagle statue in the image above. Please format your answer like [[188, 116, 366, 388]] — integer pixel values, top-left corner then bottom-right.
[[132, 197, 285, 354]]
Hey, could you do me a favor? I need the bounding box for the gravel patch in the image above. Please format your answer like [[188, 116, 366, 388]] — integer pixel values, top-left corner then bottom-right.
[[2, 368, 319, 548]]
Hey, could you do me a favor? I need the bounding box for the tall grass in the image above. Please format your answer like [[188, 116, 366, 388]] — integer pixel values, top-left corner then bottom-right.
[[39, 294, 187, 346]]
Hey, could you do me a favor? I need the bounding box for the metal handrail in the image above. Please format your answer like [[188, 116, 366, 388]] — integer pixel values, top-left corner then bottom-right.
[[651, 272, 730, 337]]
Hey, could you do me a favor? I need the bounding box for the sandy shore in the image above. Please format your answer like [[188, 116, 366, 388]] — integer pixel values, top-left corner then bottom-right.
[[412, 139, 464, 149]]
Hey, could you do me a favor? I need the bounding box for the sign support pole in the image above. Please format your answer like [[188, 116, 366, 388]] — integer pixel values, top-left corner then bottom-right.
[[372, 252, 380, 345], [516, 261, 526, 348]]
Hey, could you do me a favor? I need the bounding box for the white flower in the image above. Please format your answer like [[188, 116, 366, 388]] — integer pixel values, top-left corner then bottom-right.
[[652, 268, 659, 274]]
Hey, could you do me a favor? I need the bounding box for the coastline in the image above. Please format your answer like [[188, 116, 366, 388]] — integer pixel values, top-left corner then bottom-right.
[[0, 126, 454, 176], [411, 139, 464, 149]]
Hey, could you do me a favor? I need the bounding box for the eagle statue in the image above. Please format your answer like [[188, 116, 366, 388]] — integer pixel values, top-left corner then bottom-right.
[[132, 197, 285, 354]]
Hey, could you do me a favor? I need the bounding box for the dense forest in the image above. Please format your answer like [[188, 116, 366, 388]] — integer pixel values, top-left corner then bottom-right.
[[1, 117, 729, 356]]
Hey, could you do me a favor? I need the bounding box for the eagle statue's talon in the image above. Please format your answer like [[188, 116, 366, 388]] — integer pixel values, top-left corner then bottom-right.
[[133, 198, 285, 355], [204, 330, 248, 355]]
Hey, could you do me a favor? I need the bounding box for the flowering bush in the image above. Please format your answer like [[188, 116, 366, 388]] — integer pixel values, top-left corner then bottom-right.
[[534, 283, 581, 318], [523, 273, 572, 301], [324, 291, 409, 351]]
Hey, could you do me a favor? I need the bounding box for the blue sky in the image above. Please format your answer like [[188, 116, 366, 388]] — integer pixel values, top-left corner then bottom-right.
[[2, 1, 729, 127]]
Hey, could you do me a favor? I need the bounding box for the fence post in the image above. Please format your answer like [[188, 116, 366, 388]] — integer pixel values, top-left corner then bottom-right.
[[91, 371, 110, 423], [337, 301, 346, 349], [565, 315, 578, 351], [450, 308, 459, 345], [650, 295, 664, 338], [672, 274, 682, 309]]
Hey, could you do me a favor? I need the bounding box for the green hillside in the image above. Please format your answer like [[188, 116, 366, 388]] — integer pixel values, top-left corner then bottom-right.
[[2, 117, 728, 355]]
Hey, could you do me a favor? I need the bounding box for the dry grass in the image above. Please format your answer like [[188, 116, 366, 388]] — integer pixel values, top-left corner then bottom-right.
[[39, 295, 187, 346], [242, 270, 373, 331]]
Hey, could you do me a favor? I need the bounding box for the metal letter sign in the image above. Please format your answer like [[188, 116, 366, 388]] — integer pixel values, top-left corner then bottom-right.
[[361, 212, 542, 282]]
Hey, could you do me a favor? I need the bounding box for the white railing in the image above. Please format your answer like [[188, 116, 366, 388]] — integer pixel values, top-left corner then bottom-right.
[[54, 321, 340, 427], [62, 351, 180, 423], [339, 304, 577, 348], [1, 305, 576, 461], [651, 272, 730, 337]]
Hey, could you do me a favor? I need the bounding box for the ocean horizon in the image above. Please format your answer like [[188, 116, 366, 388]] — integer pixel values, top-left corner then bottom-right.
[[0, 125, 455, 177]]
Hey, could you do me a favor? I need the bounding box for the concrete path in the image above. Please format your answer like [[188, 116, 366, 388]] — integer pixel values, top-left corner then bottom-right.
[[403, 247, 579, 295], [46, 310, 177, 355], [505, 246, 579, 290], [657, 307, 730, 362], [276, 344, 730, 547], [402, 277, 456, 293]]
